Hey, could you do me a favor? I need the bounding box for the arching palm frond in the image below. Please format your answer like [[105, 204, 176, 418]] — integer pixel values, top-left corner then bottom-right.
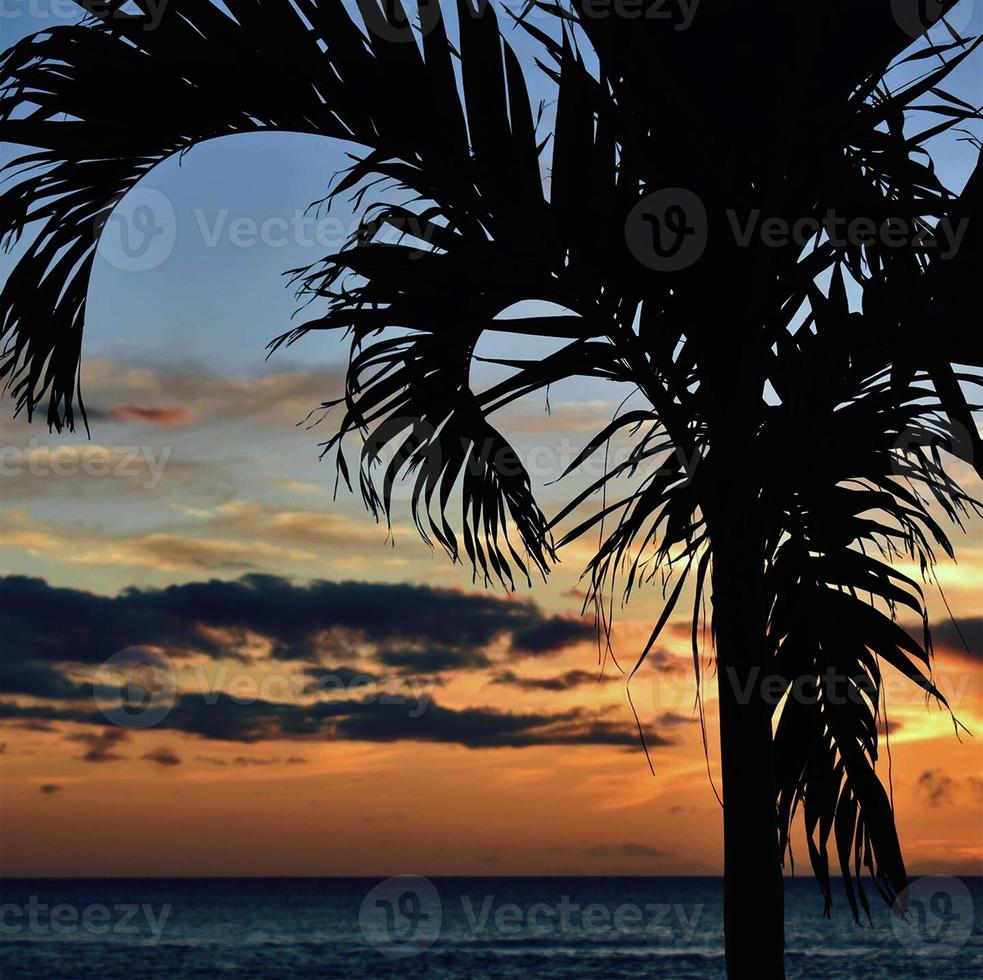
[[0, 0, 540, 430]]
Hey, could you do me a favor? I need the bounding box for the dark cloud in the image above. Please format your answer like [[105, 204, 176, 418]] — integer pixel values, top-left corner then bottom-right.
[[510, 617, 594, 655], [930, 617, 983, 661], [630, 646, 688, 674], [197, 754, 309, 766], [302, 666, 378, 687], [39, 784, 62, 796], [67, 728, 130, 763], [0, 574, 591, 673], [917, 768, 955, 807], [0, 575, 660, 752], [0, 658, 91, 701], [377, 648, 491, 674], [1, 694, 667, 751], [142, 747, 182, 766], [656, 711, 697, 728], [490, 668, 614, 692], [877, 718, 903, 737]]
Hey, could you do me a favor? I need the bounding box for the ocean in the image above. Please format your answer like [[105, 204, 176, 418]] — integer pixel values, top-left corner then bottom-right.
[[1, 876, 980, 978]]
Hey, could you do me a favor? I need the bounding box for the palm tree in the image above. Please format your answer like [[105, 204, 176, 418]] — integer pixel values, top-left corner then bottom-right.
[[2, 1, 980, 976]]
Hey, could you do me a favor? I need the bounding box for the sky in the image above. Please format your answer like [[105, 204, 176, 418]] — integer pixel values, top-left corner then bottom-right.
[[0, 1, 981, 882]]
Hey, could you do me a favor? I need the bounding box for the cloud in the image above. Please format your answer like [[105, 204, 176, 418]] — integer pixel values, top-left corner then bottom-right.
[[39, 784, 63, 796], [142, 747, 182, 766], [930, 617, 983, 662], [1, 511, 318, 574], [632, 645, 688, 674], [301, 666, 379, 690], [917, 769, 955, 807], [510, 617, 596, 656], [274, 480, 322, 496], [490, 668, 615, 692], [67, 728, 130, 763], [656, 711, 698, 728], [0, 450, 227, 505], [0, 573, 592, 670], [377, 647, 491, 674], [89, 404, 193, 427], [78, 360, 346, 430], [877, 718, 903, 737], [197, 754, 309, 766], [1, 694, 667, 752], [0, 658, 91, 701], [327, 701, 655, 749], [0, 574, 656, 752]]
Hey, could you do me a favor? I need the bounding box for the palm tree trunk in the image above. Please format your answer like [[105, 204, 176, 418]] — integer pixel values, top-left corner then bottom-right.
[[712, 530, 785, 979]]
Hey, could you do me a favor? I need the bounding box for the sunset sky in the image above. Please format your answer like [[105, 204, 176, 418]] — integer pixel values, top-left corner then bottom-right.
[[0, 1, 981, 882]]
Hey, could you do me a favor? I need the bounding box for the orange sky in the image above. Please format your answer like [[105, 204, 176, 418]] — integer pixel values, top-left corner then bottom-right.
[[1, 363, 981, 878]]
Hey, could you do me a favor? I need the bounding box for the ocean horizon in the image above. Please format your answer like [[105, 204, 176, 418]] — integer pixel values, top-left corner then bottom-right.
[[1, 875, 980, 978]]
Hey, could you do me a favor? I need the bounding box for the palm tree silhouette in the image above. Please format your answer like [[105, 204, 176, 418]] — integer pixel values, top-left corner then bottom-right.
[[2, 2, 980, 976]]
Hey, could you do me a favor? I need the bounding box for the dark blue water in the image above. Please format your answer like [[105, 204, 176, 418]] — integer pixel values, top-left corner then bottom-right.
[[1, 876, 980, 978]]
